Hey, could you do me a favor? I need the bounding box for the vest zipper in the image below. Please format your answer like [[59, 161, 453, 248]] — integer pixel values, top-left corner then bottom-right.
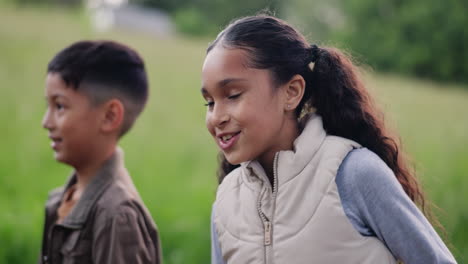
[[257, 186, 270, 245], [257, 153, 279, 264]]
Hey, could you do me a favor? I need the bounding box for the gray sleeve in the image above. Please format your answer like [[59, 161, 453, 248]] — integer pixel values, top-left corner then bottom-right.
[[336, 148, 457, 264], [211, 206, 226, 264]]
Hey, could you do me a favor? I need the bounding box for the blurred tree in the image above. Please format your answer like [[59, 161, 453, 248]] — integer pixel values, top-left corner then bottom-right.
[[8, 0, 82, 7], [136, 0, 280, 36], [339, 0, 468, 83], [282, 0, 468, 84], [136, 0, 189, 12], [281, 0, 347, 42]]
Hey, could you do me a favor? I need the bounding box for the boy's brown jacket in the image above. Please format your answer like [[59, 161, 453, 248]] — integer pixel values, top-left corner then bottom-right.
[[39, 148, 162, 264]]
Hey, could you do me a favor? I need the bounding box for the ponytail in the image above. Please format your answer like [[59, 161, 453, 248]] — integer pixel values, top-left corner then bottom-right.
[[305, 46, 425, 206]]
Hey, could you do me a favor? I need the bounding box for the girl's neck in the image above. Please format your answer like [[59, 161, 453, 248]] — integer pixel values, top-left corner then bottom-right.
[[258, 116, 300, 182]]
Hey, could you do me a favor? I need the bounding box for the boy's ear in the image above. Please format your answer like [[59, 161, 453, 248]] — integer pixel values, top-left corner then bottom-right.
[[100, 99, 124, 134], [283, 74, 305, 112]]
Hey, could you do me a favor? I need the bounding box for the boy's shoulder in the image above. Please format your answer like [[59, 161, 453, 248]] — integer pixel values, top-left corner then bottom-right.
[[92, 170, 154, 224]]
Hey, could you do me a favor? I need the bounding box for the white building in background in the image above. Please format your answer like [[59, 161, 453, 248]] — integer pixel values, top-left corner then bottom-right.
[[87, 0, 175, 37]]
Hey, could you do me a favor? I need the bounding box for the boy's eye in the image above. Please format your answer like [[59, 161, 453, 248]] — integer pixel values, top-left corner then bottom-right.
[[204, 101, 214, 108], [55, 103, 64, 110]]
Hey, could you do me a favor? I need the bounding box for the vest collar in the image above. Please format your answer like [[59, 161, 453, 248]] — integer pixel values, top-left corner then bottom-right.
[[241, 114, 326, 187]]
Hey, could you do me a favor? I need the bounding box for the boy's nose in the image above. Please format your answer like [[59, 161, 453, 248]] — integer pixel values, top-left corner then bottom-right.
[[42, 109, 53, 130]]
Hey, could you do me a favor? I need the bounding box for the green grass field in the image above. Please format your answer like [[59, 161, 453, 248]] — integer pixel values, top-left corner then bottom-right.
[[0, 5, 467, 263]]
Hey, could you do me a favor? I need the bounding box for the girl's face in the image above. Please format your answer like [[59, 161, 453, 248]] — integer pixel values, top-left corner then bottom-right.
[[201, 47, 291, 166]]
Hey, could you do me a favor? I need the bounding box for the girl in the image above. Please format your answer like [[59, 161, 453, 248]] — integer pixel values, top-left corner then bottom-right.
[[201, 15, 457, 263]]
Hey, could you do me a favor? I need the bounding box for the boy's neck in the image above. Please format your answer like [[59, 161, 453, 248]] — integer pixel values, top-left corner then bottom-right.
[[74, 145, 116, 191]]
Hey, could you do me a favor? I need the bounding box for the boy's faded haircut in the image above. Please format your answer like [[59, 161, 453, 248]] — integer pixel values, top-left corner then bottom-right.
[[47, 40, 148, 136]]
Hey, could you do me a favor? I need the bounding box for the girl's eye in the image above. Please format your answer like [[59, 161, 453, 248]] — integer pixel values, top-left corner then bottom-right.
[[228, 93, 241, 100]]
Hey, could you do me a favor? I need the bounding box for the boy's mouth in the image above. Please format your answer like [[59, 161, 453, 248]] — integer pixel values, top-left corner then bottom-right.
[[49, 136, 62, 150]]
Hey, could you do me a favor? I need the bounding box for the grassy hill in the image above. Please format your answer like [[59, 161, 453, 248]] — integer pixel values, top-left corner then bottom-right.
[[0, 4, 466, 263]]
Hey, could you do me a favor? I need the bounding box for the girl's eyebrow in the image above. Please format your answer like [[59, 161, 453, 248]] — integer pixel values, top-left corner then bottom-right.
[[201, 78, 247, 94], [218, 78, 247, 87]]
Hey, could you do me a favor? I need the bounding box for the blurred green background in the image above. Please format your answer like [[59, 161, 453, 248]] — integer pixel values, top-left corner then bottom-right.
[[0, 0, 467, 263]]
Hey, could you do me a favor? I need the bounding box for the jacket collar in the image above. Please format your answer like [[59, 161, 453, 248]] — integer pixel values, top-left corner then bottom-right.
[[57, 147, 125, 229], [241, 114, 326, 187]]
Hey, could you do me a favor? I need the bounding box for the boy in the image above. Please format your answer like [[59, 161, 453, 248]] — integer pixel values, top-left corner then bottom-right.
[[40, 40, 161, 264]]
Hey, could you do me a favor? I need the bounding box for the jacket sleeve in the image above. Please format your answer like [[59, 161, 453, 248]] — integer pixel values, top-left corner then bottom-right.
[[92, 204, 161, 264], [211, 205, 226, 264]]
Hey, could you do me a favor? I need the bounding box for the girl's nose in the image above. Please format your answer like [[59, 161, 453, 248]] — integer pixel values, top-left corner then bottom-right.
[[210, 104, 230, 128]]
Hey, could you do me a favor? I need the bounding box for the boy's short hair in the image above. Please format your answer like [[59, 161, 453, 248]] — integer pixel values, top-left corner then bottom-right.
[[47, 40, 148, 136]]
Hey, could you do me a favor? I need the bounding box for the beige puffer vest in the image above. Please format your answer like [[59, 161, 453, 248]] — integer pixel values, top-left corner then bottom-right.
[[213, 114, 396, 264]]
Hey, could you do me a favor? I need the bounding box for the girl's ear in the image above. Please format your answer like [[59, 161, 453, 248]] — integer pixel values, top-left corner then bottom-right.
[[284, 74, 305, 112], [100, 99, 124, 134]]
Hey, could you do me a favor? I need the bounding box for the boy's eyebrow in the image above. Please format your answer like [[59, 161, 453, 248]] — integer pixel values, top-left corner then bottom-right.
[[45, 93, 67, 101], [201, 78, 247, 94]]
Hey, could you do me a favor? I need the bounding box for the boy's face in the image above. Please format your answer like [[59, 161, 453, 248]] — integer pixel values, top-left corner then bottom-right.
[[42, 73, 103, 168]]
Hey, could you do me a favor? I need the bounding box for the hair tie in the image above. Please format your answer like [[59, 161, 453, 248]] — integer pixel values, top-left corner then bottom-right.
[[308, 44, 319, 71], [309, 44, 319, 62]]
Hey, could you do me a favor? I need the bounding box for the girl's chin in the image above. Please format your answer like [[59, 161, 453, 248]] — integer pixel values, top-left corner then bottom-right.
[[224, 152, 247, 166]]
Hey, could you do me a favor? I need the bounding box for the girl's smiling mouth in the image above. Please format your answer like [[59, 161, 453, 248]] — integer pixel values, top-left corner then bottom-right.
[[217, 131, 241, 150]]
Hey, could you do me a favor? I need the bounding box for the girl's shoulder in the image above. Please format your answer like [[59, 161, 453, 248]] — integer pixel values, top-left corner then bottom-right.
[[216, 166, 244, 199], [335, 148, 404, 237], [335, 147, 406, 217], [336, 148, 398, 191]]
